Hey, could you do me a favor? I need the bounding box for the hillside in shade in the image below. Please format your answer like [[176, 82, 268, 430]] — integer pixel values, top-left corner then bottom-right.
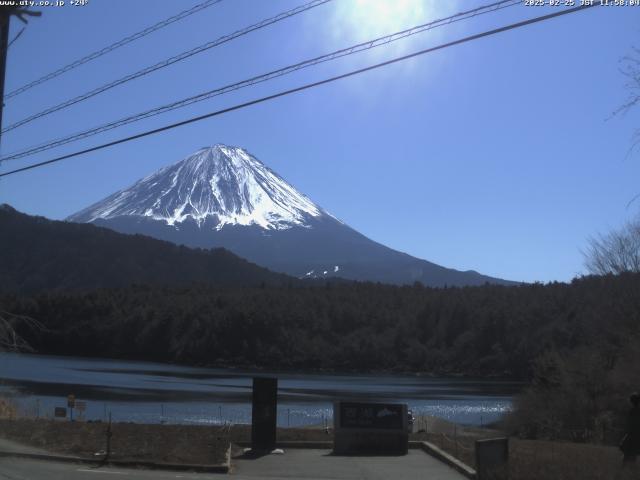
[[0, 204, 294, 292]]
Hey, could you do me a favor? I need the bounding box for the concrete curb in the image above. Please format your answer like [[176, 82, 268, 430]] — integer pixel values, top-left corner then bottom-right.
[[225, 442, 232, 472], [276, 441, 333, 449], [417, 441, 477, 479], [0, 447, 231, 474], [235, 441, 333, 449]]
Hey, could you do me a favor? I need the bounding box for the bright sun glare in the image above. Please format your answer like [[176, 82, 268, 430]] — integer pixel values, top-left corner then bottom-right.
[[333, 0, 439, 40]]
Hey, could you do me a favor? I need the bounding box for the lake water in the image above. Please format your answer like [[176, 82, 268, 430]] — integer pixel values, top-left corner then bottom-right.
[[0, 352, 521, 427]]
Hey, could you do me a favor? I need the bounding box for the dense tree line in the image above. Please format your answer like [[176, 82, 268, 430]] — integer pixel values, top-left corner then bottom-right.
[[2, 273, 639, 382]]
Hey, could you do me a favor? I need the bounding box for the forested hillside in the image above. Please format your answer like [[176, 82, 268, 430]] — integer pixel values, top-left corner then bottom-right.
[[0, 204, 294, 291], [3, 273, 638, 380]]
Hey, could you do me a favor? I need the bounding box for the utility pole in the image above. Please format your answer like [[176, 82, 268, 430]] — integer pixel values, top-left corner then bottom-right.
[[0, 6, 40, 147], [0, 8, 12, 143]]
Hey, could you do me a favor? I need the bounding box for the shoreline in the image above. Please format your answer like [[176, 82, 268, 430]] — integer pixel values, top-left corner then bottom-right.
[[0, 350, 527, 382]]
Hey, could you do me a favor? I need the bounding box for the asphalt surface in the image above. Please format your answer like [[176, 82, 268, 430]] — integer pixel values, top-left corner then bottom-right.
[[0, 457, 218, 479], [0, 438, 52, 455], [0, 436, 467, 480], [231, 449, 467, 479], [0, 449, 468, 480]]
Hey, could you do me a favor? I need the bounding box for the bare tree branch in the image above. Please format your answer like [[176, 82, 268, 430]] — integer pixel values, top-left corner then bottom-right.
[[0, 310, 45, 352], [610, 46, 640, 158], [613, 46, 640, 118], [583, 217, 640, 275]]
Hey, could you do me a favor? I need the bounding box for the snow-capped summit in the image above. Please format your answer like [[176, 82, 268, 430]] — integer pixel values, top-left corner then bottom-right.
[[68, 144, 327, 231], [68, 144, 515, 287]]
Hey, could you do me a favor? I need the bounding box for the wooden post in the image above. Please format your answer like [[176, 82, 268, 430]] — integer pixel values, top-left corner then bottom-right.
[[106, 412, 112, 459], [0, 6, 41, 145], [454, 424, 458, 458]]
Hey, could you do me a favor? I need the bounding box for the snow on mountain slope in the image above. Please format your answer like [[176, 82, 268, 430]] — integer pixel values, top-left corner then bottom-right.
[[68, 144, 329, 231]]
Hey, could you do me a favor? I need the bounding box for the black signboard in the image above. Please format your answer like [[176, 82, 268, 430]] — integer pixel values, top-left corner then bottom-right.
[[339, 402, 404, 430], [251, 377, 278, 451], [476, 437, 509, 480]]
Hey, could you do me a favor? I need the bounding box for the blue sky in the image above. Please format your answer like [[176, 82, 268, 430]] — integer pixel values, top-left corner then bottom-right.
[[0, 0, 638, 283]]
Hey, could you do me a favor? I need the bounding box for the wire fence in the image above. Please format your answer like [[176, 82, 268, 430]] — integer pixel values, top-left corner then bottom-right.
[[2, 398, 636, 479], [3, 397, 335, 430], [0, 398, 339, 465]]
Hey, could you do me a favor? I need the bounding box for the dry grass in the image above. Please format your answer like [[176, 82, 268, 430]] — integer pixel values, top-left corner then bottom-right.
[[411, 415, 640, 480], [0, 397, 17, 419], [0, 419, 230, 465], [0, 418, 336, 465], [2, 415, 638, 477], [508, 438, 640, 480]]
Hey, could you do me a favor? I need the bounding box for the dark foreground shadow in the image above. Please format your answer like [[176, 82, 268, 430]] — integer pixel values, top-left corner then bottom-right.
[[324, 451, 407, 457], [232, 449, 272, 460]]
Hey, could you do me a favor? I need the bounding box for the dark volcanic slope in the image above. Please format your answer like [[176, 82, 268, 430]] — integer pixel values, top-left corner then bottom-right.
[[92, 214, 511, 287], [0, 205, 294, 292]]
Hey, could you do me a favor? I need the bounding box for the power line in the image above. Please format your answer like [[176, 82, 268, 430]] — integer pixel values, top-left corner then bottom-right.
[[7, 26, 25, 49], [1, 0, 332, 134], [4, 0, 224, 100], [1, 0, 517, 161], [0, 0, 520, 163], [0, 2, 599, 179]]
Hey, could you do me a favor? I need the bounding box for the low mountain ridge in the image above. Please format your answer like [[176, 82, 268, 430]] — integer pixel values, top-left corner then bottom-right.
[[0, 205, 294, 292]]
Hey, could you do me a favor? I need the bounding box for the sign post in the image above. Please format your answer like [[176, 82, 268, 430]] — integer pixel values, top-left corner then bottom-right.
[[76, 400, 86, 421], [475, 437, 509, 480], [251, 377, 278, 452], [67, 394, 75, 422]]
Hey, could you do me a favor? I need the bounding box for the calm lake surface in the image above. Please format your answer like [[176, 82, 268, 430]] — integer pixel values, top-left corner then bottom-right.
[[0, 352, 521, 427]]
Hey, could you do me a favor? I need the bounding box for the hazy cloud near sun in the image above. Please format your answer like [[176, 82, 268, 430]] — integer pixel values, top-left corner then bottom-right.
[[296, 0, 460, 99], [327, 0, 461, 48]]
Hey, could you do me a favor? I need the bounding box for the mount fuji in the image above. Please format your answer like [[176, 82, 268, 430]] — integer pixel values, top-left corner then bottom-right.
[[68, 144, 513, 286]]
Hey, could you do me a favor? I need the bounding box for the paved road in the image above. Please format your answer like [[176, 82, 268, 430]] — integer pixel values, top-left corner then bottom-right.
[[0, 457, 219, 480], [0, 438, 52, 455], [232, 449, 466, 480], [0, 448, 467, 480]]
